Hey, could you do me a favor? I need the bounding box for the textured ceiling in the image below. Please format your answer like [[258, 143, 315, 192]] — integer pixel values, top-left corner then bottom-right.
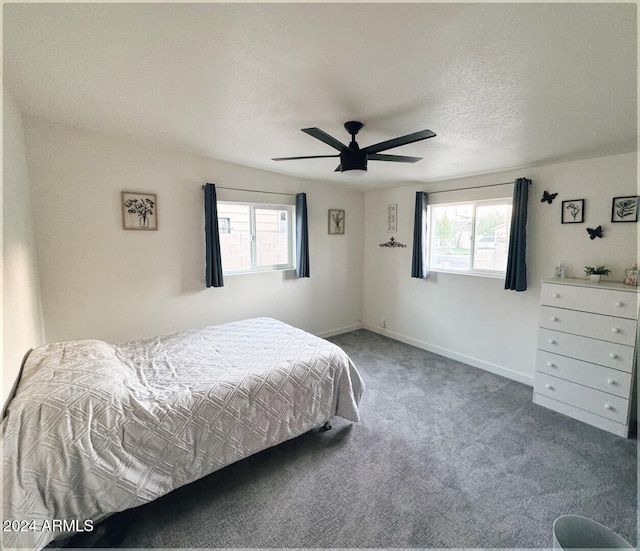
[[3, 2, 637, 190]]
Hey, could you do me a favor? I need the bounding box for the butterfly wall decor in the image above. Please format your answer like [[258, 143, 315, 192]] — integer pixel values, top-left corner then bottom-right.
[[586, 225, 603, 240], [541, 190, 558, 204]]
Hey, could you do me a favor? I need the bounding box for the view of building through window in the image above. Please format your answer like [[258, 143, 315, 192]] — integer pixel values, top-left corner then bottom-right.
[[217, 202, 293, 273], [428, 199, 512, 275], [255, 208, 290, 267]]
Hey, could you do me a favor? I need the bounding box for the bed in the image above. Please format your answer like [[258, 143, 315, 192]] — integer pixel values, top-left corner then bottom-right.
[[1, 317, 364, 550]]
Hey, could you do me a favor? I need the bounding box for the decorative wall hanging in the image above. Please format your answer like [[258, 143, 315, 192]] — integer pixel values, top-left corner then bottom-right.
[[611, 196, 639, 222], [541, 190, 558, 204], [379, 237, 407, 248], [586, 225, 603, 240], [122, 191, 157, 230], [328, 209, 345, 234], [561, 199, 584, 224], [387, 204, 397, 232]]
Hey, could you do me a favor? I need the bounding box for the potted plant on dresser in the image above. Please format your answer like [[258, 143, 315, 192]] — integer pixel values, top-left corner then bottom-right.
[[584, 265, 611, 283]]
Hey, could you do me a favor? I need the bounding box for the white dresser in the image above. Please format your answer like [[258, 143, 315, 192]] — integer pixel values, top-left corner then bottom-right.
[[533, 278, 639, 437]]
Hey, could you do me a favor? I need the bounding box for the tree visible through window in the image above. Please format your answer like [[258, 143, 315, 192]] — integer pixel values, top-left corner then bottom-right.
[[428, 199, 512, 275]]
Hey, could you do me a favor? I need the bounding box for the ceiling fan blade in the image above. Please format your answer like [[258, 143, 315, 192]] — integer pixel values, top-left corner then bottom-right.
[[368, 153, 422, 163], [272, 154, 340, 161], [302, 127, 349, 152], [362, 129, 436, 155]]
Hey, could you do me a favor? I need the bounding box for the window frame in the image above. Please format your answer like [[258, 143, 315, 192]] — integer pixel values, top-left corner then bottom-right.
[[218, 201, 296, 276], [426, 197, 513, 278]]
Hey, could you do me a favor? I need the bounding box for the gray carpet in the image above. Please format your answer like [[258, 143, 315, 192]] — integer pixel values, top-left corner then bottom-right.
[[63, 329, 637, 549]]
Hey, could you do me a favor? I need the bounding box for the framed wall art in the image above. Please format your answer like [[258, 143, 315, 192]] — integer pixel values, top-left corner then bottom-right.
[[561, 199, 584, 224], [328, 209, 345, 234], [611, 196, 639, 223], [387, 204, 397, 233], [122, 191, 158, 230]]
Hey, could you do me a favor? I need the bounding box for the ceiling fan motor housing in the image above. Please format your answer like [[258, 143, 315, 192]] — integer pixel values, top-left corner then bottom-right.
[[340, 149, 368, 172]]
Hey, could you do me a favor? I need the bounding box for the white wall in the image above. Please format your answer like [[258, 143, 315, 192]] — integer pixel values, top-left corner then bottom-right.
[[363, 153, 638, 384], [16, 116, 639, 390], [2, 92, 46, 407], [25, 119, 364, 344]]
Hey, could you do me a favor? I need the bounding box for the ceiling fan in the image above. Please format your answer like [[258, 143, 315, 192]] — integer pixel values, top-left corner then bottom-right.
[[272, 121, 436, 173]]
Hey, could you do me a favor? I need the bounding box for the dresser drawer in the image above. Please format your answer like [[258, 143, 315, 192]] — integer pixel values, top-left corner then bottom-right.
[[535, 350, 633, 398], [534, 372, 629, 423], [538, 328, 634, 372], [533, 394, 629, 437], [540, 306, 637, 346], [541, 283, 639, 320]]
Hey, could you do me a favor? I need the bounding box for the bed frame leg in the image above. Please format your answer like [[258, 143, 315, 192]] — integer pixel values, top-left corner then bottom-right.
[[322, 420, 332, 431]]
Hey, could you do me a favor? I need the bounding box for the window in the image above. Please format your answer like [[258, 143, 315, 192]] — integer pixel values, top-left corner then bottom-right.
[[218, 217, 231, 234], [217, 202, 295, 274], [427, 198, 512, 276]]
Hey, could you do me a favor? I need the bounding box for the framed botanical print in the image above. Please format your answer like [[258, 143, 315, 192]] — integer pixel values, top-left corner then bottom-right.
[[122, 191, 158, 230], [561, 199, 584, 224], [328, 209, 345, 234], [611, 196, 639, 223]]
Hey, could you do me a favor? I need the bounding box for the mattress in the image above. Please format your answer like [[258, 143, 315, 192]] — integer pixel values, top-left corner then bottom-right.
[[1, 317, 364, 549]]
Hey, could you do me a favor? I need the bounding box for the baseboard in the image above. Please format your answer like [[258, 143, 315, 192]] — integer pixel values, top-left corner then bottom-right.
[[362, 324, 534, 387], [316, 322, 364, 339]]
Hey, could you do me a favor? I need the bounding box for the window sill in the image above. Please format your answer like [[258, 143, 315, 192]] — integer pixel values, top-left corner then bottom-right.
[[428, 268, 505, 280], [223, 267, 296, 277]]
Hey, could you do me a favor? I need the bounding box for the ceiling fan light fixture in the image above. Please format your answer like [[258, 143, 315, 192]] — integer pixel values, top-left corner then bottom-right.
[[342, 166, 367, 176]]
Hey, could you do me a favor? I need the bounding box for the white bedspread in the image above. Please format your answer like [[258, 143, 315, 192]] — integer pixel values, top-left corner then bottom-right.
[[1, 318, 364, 550]]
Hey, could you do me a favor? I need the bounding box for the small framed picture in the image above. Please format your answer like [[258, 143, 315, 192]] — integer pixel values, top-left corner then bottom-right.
[[387, 204, 397, 233], [624, 268, 638, 286], [561, 199, 584, 224], [328, 209, 345, 234], [122, 191, 158, 230], [611, 196, 639, 223]]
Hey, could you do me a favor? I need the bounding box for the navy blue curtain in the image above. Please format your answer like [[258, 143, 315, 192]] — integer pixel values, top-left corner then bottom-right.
[[504, 178, 530, 291], [204, 183, 224, 288], [296, 193, 310, 278], [411, 191, 429, 279]]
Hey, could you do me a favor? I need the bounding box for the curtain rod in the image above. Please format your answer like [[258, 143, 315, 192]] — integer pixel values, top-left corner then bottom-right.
[[426, 181, 517, 195], [203, 179, 523, 196], [201, 184, 297, 197]]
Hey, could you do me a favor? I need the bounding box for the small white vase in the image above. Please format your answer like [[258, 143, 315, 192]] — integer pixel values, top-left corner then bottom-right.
[[589, 274, 601, 283]]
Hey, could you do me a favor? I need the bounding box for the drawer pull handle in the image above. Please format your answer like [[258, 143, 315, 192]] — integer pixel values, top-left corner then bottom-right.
[[547, 362, 556, 368], [607, 378, 615, 385], [548, 339, 557, 345], [611, 328, 620, 333], [545, 384, 553, 390], [604, 403, 613, 410], [553, 293, 560, 299], [610, 353, 618, 359], [614, 301, 623, 307], [550, 316, 558, 322]]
